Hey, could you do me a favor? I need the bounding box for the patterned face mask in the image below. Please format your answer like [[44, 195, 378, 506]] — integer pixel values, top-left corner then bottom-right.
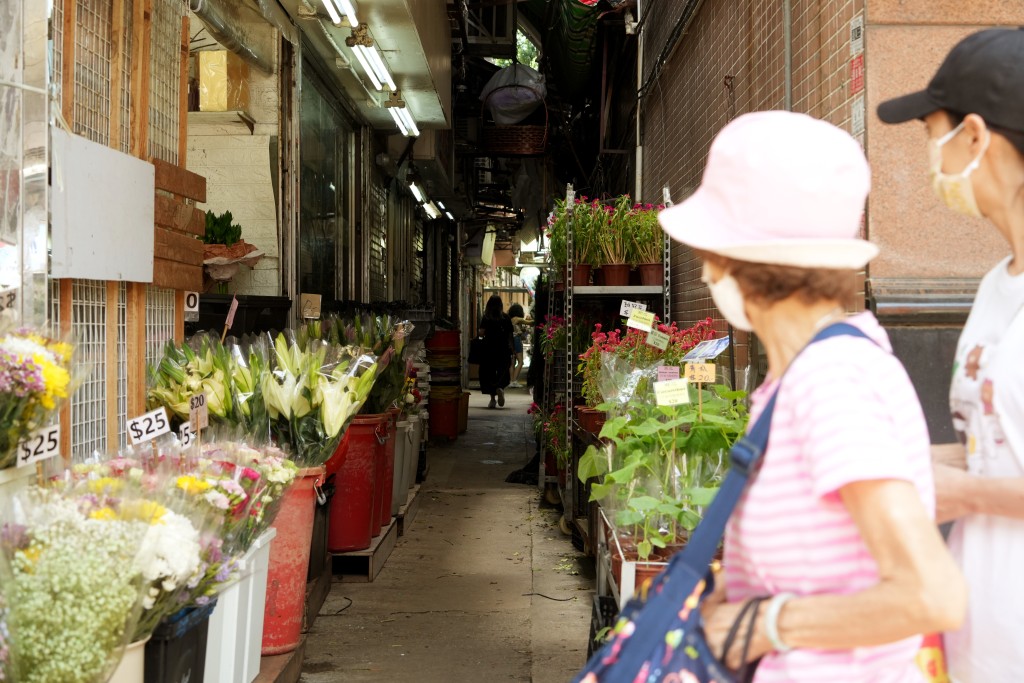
[[928, 121, 991, 218]]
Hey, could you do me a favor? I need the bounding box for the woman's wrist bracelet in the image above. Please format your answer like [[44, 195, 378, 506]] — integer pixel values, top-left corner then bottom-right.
[[765, 593, 796, 653]]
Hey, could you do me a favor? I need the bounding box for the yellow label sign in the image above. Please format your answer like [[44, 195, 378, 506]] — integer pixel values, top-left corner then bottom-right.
[[627, 309, 656, 332], [654, 379, 691, 406], [646, 329, 670, 350], [685, 363, 716, 384]]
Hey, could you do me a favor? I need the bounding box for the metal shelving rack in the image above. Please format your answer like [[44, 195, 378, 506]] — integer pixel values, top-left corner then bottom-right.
[[560, 184, 673, 536]]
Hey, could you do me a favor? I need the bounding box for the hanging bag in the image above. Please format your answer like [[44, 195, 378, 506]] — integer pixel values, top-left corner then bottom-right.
[[574, 323, 873, 683]]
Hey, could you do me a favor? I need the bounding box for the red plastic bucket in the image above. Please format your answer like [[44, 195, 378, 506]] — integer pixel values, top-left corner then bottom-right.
[[426, 330, 461, 351], [376, 409, 399, 529], [327, 415, 386, 553], [262, 466, 324, 655], [429, 397, 460, 440]]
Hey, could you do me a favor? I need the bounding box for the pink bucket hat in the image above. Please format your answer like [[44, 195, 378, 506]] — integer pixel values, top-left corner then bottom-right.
[[658, 111, 877, 270]]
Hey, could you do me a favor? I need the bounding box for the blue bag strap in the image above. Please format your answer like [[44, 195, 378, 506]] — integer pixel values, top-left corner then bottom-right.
[[677, 322, 872, 571]]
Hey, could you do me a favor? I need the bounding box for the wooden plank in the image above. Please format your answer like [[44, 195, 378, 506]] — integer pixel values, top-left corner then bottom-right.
[[130, 0, 153, 158], [61, 0, 77, 126], [396, 484, 422, 537], [105, 281, 120, 449], [178, 16, 189, 165], [126, 283, 147, 418], [332, 519, 399, 583], [154, 194, 204, 235], [254, 636, 306, 683], [154, 226, 203, 266], [174, 290, 185, 343], [109, 0, 127, 148], [153, 159, 207, 202], [59, 280, 73, 460], [153, 258, 203, 292]]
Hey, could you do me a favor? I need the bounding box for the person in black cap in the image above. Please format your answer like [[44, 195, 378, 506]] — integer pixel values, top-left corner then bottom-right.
[[879, 27, 1024, 683]]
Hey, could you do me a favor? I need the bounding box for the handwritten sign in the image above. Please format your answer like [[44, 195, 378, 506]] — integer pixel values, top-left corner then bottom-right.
[[657, 366, 680, 382], [18, 424, 60, 468], [654, 379, 691, 407], [0, 286, 17, 311], [627, 309, 656, 332], [619, 300, 647, 317], [189, 393, 209, 433], [179, 423, 195, 448], [646, 329, 670, 350], [685, 363, 716, 384], [127, 407, 171, 445]]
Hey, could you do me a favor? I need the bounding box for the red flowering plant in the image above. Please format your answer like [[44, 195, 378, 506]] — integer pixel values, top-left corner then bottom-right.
[[629, 202, 667, 266], [577, 317, 716, 407], [539, 315, 567, 361], [541, 403, 570, 468], [527, 402, 544, 440]]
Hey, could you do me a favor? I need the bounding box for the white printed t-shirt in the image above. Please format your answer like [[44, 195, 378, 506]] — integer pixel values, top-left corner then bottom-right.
[[945, 255, 1024, 683], [723, 311, 933, 683]]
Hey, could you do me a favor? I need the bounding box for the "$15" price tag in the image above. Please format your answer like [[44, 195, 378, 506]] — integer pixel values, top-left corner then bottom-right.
[[18, 424, 60, 468], [179, 422, 195, 448], [190, 393, 209, 433], [127, 407, 171, 445]]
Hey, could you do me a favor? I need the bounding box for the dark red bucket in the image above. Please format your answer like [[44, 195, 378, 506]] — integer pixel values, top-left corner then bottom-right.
[[327, 414, 387, 553]]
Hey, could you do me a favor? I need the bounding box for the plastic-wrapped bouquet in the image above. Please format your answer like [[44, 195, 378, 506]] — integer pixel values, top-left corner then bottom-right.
[[147, 334, 234, 426], [0, 487, 152, 683], [0, 327, 73, 469]]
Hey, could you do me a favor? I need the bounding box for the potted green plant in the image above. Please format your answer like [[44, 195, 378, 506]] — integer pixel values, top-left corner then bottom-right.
[[546, 200, 569, 288], [201, 210, 265, 293], [570, 197, 602, 285], [629, 202, 666, 285], [598, 195, 633, 286]]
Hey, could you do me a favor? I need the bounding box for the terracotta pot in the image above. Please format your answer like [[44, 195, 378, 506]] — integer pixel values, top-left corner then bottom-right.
[[576, 407, 607, 437], [571, 264, 592, 286], [635, 562, 666, 588], [601, 263, 631, 286], [592, 267, 605, 285], [638, 263, 663, 286]]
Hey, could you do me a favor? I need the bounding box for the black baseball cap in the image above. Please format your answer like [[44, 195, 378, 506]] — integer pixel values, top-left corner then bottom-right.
[[878, 27, 1024, 133]]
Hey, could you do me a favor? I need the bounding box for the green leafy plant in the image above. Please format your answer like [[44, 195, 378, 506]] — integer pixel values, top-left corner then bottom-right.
[[579, 384, 748, 560], [204, 210, 243, 246], [630, 202, 666, 265]]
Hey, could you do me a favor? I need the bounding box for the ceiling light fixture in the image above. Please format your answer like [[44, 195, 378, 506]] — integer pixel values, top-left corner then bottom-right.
[[445, 211, 455, 221], [437, 201, 446, 210], [409, 182, 424, 203], [388, 107, 409, 136], [347, 24, 396, 92], [320, 0, 342, 25], [349, 40, 381, 89], [385, 90, 419, 137], [334, 0, 358, 26], [423, 202, 441, 219]]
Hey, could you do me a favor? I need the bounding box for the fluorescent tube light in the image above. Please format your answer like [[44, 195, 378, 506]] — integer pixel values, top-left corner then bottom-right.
[[321, 0, 342, 25], [388, 107, 408, 136], [351, 44, 382, 90], [423, 203, 440, 219], [445, 211, 454, 221], [335, 0, 358, 26], [437, 202, 446, 210], [409, 182, 423, 203], [364, 43, 397, 91], [397, 107, 419, 136]]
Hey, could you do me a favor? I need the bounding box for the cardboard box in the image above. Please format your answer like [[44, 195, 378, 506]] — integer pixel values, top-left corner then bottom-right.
[[198, 50, 251, 112]]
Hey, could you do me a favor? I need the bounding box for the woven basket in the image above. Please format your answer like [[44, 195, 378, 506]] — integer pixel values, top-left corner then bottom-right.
[[481, 85, 548, 156]]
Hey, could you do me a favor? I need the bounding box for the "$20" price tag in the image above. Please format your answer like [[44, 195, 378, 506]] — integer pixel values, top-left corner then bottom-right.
[[127, 407, 171, 444], [190, 393, 209, 433], [18, 424, 61, 468], [685, 362, 716, 384]]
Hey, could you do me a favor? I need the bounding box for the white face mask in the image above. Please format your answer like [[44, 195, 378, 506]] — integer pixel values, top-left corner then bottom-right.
[[702, 264, 753, 332], [928, 121, 990, 218]]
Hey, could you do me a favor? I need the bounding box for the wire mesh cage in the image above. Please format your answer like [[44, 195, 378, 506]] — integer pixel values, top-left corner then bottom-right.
[[70, 280, 108, 456]]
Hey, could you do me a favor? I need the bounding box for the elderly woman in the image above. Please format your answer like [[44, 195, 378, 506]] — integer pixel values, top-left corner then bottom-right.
[[658, 111, 965, 682], [878, 28, 1024, 682]]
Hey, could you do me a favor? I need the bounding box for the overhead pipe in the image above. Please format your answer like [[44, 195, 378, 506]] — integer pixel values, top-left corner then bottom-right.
[[783, 0, 793, 110], [189, 0, 275, 74]]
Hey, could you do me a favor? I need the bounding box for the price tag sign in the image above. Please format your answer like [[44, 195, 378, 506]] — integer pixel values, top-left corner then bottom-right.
[[685, 362, 716, 384], [620, 300, 647, 317], [627, 309, 656, 332], [127, 407, 171, 445], [179, 422, 195, 448], [189, 393, 209, 433], [184, 291, 200, 322], [17, 424, 61, 468], [225, 296, 239, 330], [658, 366, 680, 382], [654, 379, 691, 407], [300, 293, 322, 320], [646, 329, 670, 350], [0, 286, 17, 311]]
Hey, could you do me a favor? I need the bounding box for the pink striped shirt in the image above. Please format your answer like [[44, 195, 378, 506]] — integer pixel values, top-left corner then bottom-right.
[[723, 312, 933, 683]]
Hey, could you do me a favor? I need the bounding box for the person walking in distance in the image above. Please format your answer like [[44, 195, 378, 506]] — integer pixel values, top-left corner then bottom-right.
[[477, 295, 514, 409]]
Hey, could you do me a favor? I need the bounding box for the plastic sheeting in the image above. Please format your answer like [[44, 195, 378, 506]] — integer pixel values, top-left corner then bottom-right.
[[479, 64, 547, 125]]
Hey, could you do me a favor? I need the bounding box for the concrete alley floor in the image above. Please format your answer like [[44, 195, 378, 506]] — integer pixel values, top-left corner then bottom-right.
[[300, 387, 594, 683]]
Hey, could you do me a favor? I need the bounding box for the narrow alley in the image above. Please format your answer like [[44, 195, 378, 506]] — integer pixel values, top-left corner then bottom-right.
[[300, 388, 593, 683]]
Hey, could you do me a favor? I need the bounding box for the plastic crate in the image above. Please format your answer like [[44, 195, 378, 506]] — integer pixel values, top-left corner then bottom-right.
[[587, 595, 619, 658], [145, 599, 218, 683], [186, 294, 291, 337]]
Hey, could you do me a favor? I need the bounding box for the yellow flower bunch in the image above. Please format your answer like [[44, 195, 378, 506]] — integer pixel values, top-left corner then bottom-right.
[[33, 351, 71, 410], [87, 477, 124, 495], [176, 475, 211, 494]]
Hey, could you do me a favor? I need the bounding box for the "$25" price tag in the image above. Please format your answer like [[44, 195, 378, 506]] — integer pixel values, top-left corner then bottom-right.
[[190, 393, 209, 433], [18, 424, 60, 468], [127, 407, 171, 445]]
